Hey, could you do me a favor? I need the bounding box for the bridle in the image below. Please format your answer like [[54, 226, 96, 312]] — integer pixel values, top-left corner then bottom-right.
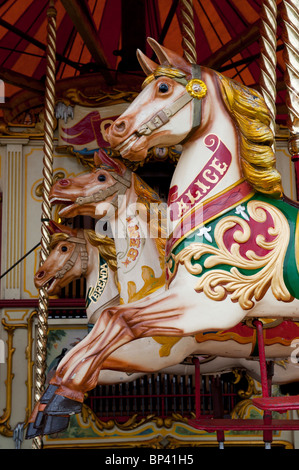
[[136, 64, 207, 144], [54, 229, 88, 279], [75, 168, 132, 208]]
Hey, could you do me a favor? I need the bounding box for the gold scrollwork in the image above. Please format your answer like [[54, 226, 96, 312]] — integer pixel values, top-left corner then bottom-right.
[[168, 200, 292, 310], [64, 89, 138, 107], [81, 404, 156, 431], [0, 311, 37, 437], [80, 404, 189, 434], [232, 370, 261, 399]]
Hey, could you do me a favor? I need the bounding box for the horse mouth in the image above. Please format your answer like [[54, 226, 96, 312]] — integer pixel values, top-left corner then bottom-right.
[[114, 133, 139, 157], [35, 275, 56, 293], [46, 277, 56, 292], [49, 197, 76, 216]]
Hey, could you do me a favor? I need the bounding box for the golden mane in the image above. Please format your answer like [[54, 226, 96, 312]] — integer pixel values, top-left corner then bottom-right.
[[133, 174, 167, 269], [84, 230, 117, 271], [216, 72, 283, 198]]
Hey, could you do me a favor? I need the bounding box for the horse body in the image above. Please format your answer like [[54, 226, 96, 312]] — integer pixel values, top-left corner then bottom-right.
[[105, 38, 299, 326], [46, 153, 299, 394], [47, 44, 299, 396], [34, 223, 299, 387]]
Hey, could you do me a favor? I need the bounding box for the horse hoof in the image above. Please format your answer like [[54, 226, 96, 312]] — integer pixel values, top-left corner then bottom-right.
[[34, 411, 46, 429], [40, 384, 59, 404], [42, 414, 70, 435], [25, 422, 43, 439], [44, 393, 82, 416]]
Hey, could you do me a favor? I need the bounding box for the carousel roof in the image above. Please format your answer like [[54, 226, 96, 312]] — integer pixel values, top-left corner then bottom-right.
[[0, 0, 288, 125]]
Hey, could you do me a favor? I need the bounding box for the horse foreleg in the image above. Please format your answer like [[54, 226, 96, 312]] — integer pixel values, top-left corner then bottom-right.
[[52, 294, 186, 402], [53, 310, 138, 402], [49, 308, 113, 385]]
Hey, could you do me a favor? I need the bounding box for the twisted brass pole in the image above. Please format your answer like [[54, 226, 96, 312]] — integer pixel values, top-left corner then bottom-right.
[[281, 0, 299, 199], [258, 0, 278, 149], [33, 0, 56, 449], [179, 0, 197, 63]]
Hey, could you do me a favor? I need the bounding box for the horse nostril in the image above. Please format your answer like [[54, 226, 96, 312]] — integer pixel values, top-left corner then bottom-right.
[[36, 271, 45, 279], [58, 179, 70, 186], [115, 120, 126, 134]]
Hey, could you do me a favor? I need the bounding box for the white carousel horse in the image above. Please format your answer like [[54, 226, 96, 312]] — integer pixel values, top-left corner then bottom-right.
[[48, 149, 166, 306], [28, 38, 299, 433], [33, 221, 299, 388]]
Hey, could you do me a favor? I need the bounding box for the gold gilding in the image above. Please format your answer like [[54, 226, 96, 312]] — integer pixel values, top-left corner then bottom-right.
[[186, 79, 207, 100], [142, 66, 187, 89], [168, 200, 292, 310], [217, 73, 283, 198]]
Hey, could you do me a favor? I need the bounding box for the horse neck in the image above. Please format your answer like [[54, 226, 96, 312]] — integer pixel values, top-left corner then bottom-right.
[[84, 242, 119, 322], [109, 179, 165, 304], [169, 73, 243, 215]]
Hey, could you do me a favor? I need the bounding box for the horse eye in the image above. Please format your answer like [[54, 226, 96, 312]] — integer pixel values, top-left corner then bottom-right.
[[159, 83, 169, 93], [98, 174, 106, 182], [61, 245, 68, 252]]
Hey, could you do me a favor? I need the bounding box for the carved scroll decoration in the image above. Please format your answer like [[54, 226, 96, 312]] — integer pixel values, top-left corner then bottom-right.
[[167, 200, 292, 310]]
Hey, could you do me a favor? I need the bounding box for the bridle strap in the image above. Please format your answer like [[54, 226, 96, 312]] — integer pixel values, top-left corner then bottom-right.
[[54, 229, 88, 279], [180, 64, 203, 144], [75, 168, 132, 208], [137, 92, 193, 136], [137, 64, 204, 143]]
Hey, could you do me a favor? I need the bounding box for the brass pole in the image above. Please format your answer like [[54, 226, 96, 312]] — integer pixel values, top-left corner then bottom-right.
[[281, 0, 299, 199], [32, 0, 56, 449], [258, 0, 278, 149], [178, 0, 197, 63]]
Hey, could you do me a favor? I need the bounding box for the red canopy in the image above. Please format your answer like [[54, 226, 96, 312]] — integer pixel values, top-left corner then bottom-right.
[[0, 0, 287, 124]]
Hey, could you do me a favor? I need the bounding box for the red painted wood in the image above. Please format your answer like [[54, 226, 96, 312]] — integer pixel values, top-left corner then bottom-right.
[[0, 298, 86, 308], [188, 418, 299, 431], [253, 319, 269, 397], [253, 396, 299, 412], [193, 357, 201, 419]]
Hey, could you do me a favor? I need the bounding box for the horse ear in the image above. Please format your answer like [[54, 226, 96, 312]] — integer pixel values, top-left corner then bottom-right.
[[136, 49, 159, 75], [94, 149, 103, 167], [49, 220, 77, 237], [94, 149, 126, 175], [147, 37, 193, 76]]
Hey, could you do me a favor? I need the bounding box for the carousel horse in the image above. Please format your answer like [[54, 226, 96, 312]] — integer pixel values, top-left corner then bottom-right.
[[28, 38, 299, 431], [34, 222, 299, 386], [27, 162, 167, 437], [27, 221, 299, 437]]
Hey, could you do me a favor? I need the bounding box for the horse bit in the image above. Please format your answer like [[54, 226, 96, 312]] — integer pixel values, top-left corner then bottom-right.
[[137, 64, 207, 143], [54, 229, 88, 280]]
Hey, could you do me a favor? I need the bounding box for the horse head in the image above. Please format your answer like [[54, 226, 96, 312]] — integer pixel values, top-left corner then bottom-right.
[[106, 37, 282, 199], [105, 37, 211, 162], [49, 149, 132, 219], [34, 221, 89, 295]]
